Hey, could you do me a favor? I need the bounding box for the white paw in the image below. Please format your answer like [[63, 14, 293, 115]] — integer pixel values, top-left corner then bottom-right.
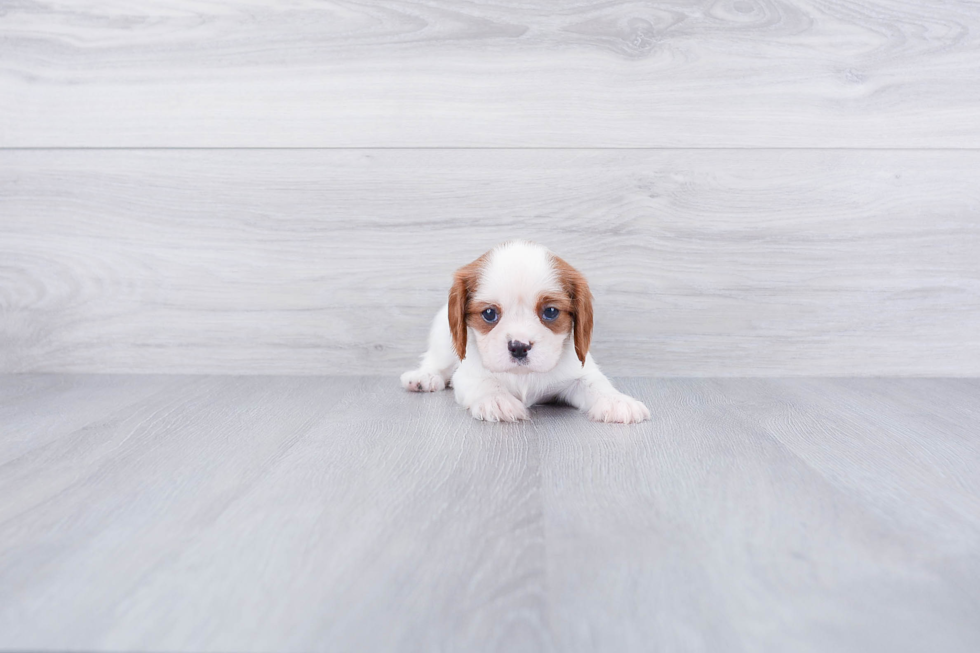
[[401, 369, 446, 393], [588, 393, 650, 424], [469, 393, 529, 422]]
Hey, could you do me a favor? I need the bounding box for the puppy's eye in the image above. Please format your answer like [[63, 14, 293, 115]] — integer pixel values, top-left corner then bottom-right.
[[481, 307, 498, 323], [542, 307, 559, 321]]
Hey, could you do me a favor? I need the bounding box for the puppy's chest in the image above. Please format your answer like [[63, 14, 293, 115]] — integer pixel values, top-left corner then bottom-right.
[[496, 373, 567, 406]]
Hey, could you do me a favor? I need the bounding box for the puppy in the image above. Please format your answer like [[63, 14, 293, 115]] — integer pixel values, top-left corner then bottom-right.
[[401, 241, 650, 423]]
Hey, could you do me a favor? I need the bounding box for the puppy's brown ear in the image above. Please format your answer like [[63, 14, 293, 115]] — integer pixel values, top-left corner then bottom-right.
[[553, 255, 593, 365], [448, 257, 485, 360]]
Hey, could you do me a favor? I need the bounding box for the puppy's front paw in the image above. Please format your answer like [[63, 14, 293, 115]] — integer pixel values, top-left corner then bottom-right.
[[401, 369, 446, 393], [588, 393, 650, 424], [469, 393, 529, 422]]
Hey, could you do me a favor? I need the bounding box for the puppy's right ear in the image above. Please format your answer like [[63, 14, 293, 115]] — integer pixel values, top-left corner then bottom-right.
[[448, 258, 483, 360]]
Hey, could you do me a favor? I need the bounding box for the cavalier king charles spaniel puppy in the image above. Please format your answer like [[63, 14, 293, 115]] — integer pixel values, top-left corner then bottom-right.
[[401, 240, 650, 423]]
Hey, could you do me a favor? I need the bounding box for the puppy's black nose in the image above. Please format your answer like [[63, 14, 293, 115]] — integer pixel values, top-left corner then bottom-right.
[[508, 340, 532, 359]]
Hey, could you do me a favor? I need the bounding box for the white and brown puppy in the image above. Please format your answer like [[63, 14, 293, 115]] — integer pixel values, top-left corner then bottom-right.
[[401, 241, 650, 423]]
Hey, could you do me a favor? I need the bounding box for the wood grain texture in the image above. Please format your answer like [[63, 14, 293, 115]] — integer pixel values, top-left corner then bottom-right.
[[0, 375, 550, 651], [2, 149, 979, 376], [543, 377, 980, 652], [2, 0, 980, 147], [0, 375, 978, 651]]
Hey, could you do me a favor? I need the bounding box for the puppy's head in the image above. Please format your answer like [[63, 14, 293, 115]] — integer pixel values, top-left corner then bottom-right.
[[448, 241, 593, 373]]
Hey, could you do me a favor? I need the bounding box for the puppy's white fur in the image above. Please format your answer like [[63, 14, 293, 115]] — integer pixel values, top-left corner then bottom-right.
[[401, 241, 650, 424]]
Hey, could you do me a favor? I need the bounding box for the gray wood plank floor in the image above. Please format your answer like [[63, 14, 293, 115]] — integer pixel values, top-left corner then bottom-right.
[[1, 375, 978, 652], [4, 149, 979, 376], [2, 1, 980, 147]]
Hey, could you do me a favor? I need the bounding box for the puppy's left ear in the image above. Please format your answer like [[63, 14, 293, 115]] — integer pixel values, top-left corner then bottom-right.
[[553, 255, 593, 365], [448, 257, 485, 360]]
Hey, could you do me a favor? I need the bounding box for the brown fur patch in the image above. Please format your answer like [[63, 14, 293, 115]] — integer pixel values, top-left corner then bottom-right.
[[448, 252, 490, 359], [536, 292, 574, 336], [550, 255, 593, 364]]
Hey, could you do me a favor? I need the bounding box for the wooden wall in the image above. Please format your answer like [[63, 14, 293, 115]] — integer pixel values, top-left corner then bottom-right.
[[2, 1, 979, 375]]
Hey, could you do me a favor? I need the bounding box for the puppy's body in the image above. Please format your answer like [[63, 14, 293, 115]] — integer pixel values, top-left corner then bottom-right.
[[401, 241, 650, 423]]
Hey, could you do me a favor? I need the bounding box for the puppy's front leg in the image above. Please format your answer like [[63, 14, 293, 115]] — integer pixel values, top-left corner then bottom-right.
[[452, 361, 529, 422], [560, 361, 650, 424], [401, 304, 458, 393]]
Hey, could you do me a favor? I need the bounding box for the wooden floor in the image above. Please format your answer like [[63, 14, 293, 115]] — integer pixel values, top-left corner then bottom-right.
[[1, 375, 978, 652]]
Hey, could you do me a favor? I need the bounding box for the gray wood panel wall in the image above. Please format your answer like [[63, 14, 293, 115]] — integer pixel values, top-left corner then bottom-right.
[[3, 0, 980, 148], [2, 1, 979, 375]]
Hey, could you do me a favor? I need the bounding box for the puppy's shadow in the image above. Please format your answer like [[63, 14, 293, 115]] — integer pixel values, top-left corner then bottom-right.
[[527, 397, 577, 422]]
